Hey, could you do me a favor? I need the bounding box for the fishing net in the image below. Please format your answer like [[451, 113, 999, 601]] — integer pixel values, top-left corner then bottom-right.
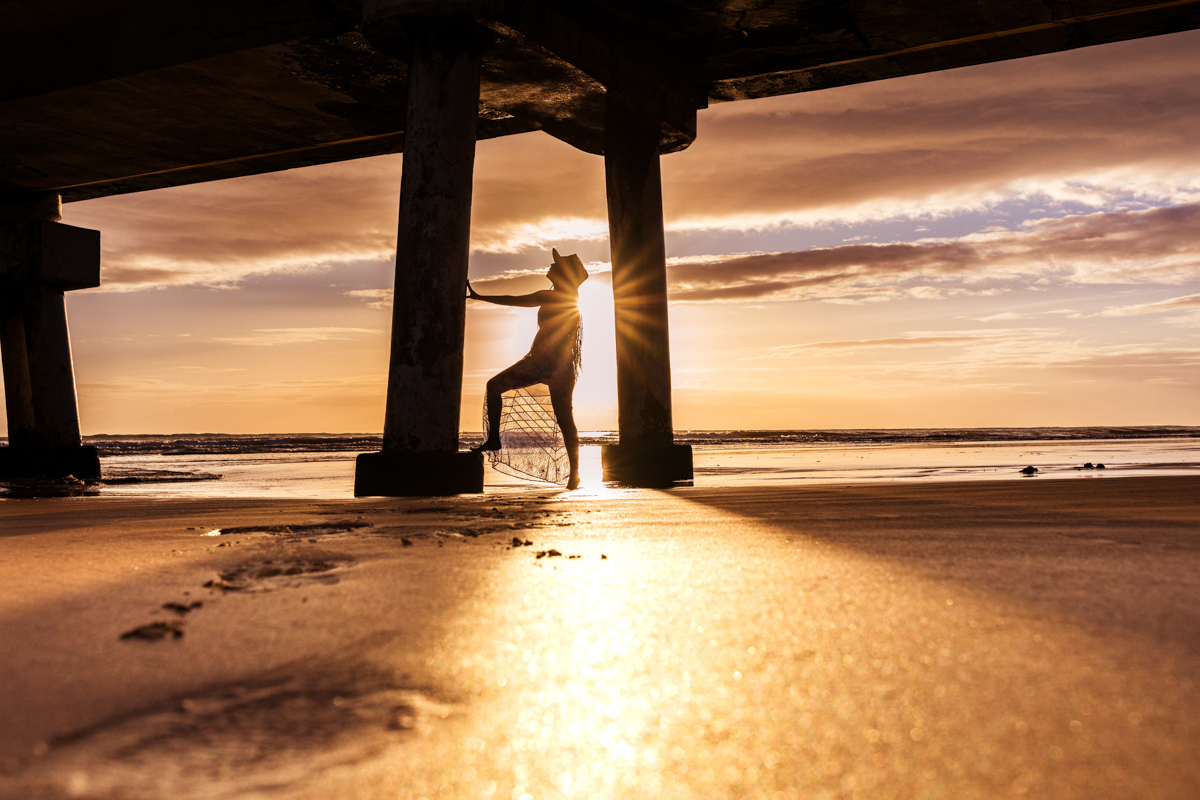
[[483, 384, 570, 484]]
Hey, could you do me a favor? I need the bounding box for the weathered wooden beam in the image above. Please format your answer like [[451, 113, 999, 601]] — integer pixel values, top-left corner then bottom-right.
[[710, 0, 1200, 102]]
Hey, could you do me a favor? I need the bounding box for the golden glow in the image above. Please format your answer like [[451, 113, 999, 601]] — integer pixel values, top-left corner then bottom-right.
[[575, 445, 605, 490], [572, 279, 618, 428]]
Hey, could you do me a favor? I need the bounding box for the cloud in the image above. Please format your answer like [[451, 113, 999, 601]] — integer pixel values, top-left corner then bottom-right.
[[345, 289, 394, 309], [758, 329, 1057, 361], [58, 30, 1200, 292], [760, 330, 1039, 357], [212, 327, 381, 346], [1058, 347, 1200, 382], [1102, 292, 1200, 316], [664, 30, 1200, 231], [667, 203, 1200, 303], [62, 136, 610, 291]]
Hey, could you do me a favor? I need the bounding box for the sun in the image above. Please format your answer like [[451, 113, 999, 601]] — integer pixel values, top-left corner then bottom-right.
[[573, 278, 618, 428]]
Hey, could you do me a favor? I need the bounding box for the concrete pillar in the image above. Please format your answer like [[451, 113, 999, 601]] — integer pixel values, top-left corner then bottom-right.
[[355, 20, 484, 496], [23, 285, 83, 446], [600, 100, 693, 486], [0, 294, 36, 448], [0, 210, 101, 479]]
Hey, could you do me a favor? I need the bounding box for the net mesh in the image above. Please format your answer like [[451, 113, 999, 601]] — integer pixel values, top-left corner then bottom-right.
[[483, 384, 570, 484]]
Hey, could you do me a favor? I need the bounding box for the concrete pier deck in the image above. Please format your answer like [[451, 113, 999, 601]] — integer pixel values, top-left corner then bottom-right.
[[2, 476, 1198, 799]]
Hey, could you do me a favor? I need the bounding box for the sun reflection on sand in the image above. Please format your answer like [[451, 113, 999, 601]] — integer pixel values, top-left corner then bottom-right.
[[363, 483, 1200, 800], [385, 494, 805, 799]]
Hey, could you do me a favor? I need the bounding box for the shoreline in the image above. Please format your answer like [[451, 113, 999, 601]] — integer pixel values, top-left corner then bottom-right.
[[3, 434, 1196, 500]]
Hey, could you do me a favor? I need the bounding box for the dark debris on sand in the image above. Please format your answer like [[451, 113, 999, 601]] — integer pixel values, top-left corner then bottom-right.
[[162, 601, 203, 615], [99, 469, 223, 485], [0, 475, 99, 498], [120, 621, 185, 641], [216, 521, 371, 538]]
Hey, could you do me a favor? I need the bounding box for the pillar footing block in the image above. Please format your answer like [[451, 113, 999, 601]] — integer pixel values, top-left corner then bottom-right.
[[0, 445, 100, 479], [355, 450, 483, 496], [601, 443, 692, 487]]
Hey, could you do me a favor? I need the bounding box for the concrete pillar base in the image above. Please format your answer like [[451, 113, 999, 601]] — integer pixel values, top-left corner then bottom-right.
[[601, 443, 693, 487], [0, 445, 99, 479], [355, 450, 483, 496]]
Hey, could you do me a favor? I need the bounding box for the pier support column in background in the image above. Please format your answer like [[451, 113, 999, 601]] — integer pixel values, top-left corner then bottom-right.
[[600, 100, 693, 486], [355, 15, 483, 496], [0, 201, 101, 479]]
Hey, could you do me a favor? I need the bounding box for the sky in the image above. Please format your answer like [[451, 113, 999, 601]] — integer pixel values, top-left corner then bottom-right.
[[10, 29, 1200, 435]]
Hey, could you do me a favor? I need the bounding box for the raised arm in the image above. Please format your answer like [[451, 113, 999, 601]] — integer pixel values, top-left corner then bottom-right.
[[467, 281, 551, 307]]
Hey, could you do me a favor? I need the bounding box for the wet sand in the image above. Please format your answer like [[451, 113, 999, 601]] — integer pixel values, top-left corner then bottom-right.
[[1, 476, 1198, 799]]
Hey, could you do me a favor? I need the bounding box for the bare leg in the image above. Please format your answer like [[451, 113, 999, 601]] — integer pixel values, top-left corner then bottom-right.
[[473, 360, 538, 453], [550, 378, 580, 490], [477, 379, 503, 451]]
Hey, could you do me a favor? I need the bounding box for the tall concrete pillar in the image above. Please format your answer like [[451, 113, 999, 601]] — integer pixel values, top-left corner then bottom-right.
[[355, 16, 484, 496], [600, 100, 693, 486], [0, 205, 101, 479], [0, 293, 36, 447]]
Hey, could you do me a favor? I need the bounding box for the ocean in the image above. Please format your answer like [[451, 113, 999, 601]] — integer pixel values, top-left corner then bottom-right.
[[2, 427, 1198, 498]]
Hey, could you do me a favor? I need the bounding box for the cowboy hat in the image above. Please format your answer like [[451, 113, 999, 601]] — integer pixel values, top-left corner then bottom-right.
[[551, 248, 589, 288]]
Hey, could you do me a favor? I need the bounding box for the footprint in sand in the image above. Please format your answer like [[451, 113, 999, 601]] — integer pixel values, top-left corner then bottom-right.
[[203, 556, 355, 593], [5, 672, 451, 799], [119, 598, 205, 641]]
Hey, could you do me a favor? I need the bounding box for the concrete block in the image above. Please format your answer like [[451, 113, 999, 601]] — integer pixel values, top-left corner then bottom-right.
[[355, 450, 484, 496], [0, 445, 100, 479], [0, 221, 101, 290], [0, 190, 60, 223], [601, 443, 693, 487]]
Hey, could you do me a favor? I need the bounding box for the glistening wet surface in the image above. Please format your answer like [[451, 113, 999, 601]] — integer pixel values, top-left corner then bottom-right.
[[27, 437, 1200, 501], [1, 477, 1198, 798]]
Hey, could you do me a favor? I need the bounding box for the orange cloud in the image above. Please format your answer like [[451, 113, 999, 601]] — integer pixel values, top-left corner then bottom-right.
[[668, 203, 1200, 303], [1103, 293, 1200, 316], [212, 327, 382, 346], [59, 30, 1200, 293], [760, 331, 1038, 357]]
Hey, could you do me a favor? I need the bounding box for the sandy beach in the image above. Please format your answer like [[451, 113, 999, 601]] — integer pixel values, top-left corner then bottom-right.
[[2, 474, 1198, 799]]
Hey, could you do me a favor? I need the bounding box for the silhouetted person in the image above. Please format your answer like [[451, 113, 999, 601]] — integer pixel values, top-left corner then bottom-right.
[[468, 249, 587, 489]]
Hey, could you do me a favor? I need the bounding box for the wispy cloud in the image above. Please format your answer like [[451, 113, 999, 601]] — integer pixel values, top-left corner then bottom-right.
[[759, 329, 1049, 358], [345, 289, 394, 310], [212, 327, 381, 346], [60, 30, 1200, 292], [667, 203, 1200, 303], [1102, 292, 1200, 316]]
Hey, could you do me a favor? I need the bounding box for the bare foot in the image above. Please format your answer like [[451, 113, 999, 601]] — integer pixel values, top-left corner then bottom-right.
[[566, 473, 580, 490], [471, 439, 502, 453]]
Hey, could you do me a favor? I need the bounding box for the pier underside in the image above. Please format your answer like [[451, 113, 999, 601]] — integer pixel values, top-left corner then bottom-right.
[[3, 0, 1200, 489]]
